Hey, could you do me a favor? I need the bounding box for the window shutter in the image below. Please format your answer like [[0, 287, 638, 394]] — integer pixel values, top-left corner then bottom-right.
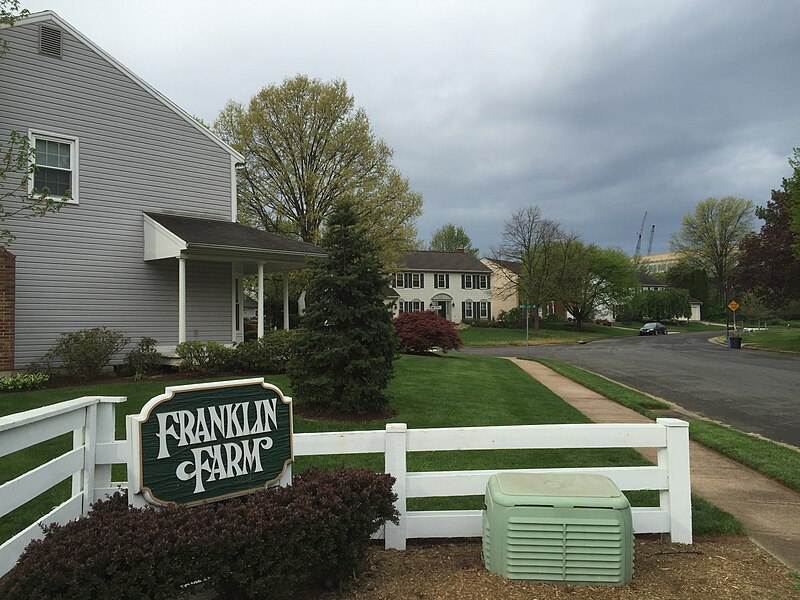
[[486, 274, 491, 289], [420, 274, 425, 287], [434, 274, 439, 289], [445, 274, 450, 288], [488, 302, 492, 320], [404, 272, 411, 288], [461, 274, 465, 289], [461, 302, 466, 320]]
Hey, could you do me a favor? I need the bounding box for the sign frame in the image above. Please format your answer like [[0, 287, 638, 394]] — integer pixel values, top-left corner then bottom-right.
[[727, 300, 740, 312], [127, 377, 293, 508]]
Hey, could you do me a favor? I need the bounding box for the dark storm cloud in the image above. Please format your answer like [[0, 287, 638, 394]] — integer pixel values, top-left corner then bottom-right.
[[26, 0, 800, 256]]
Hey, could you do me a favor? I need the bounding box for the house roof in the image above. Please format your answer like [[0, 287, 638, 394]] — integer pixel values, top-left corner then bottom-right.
[[144, 213, 324, 264], [11, 12, 244, 164], [383, 286, 401, 299], [484, 257, 522, 275], [399, 251, 491, 273]]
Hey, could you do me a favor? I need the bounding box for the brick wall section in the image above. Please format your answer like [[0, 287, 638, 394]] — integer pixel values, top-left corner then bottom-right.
[[0, 249, 15, 371]]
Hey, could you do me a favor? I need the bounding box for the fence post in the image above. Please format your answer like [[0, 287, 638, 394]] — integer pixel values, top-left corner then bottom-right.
[[656, 418, 692, 544], [77, 403, 97, 515], [94, 397, 126, 502], [384, 423, 407, 550]]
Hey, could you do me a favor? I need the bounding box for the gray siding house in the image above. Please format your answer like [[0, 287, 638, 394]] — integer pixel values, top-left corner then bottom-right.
[[0, 12, 323, 370]]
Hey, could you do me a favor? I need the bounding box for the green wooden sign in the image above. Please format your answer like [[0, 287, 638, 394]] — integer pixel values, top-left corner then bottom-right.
[[131, 378, 292, 507]]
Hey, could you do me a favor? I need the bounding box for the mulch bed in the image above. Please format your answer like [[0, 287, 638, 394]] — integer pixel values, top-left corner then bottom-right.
[[314, 537, 799, 600]]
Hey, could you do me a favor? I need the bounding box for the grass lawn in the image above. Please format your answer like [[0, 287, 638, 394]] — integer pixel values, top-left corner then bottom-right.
[[1, 354, 740, 544], [460, 323, 632, 346], [739, 329, 800, 352], [532, 358, 800, 493]]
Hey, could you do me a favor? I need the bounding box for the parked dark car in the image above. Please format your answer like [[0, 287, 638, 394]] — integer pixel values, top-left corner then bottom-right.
[[639, 322, 667, 335]]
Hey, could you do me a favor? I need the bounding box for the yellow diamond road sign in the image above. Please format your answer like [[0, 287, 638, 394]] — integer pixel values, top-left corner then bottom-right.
[[728, 300, 740, 312]]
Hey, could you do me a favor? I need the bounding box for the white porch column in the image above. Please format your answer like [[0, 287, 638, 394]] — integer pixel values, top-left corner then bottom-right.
[[178, 257, 186, 343], [258, 262, 265, 339], [283, 272, 290, 330]]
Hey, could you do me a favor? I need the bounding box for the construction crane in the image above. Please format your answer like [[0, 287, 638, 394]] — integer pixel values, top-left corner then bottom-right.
[[646, 225, 655, 256], [634, 211, 647, 257]]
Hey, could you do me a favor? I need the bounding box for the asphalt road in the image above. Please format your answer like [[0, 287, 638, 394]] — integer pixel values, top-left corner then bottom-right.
[[461, 331, 800, 447]]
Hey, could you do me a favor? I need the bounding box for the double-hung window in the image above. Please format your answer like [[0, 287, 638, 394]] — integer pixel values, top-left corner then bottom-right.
[[402, 272, 423, 288], [479, 300, 489, 319], [464, 300, 474, 319], [435, 273, 448, 289], [394, 273, 404, 288], [477, 274, 489, 289], [29, 131, 78, 202], [463, 274, 473, 289]]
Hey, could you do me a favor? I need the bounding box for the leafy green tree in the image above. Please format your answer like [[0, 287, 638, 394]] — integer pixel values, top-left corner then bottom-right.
[[628, 288, 691, 322], [428, 223, 479, 255], [288, 201, 396, 414], [786, 148, 800, 259], [1, 1, 62, 247], [553, 242, 638, 330], [665, 259, 709, 313], [215, 75, 422, 262], [670, 196, 755, 305], [496, 206, 567, 330]]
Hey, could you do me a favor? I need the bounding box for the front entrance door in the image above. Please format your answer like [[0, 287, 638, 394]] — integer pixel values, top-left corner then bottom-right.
[[436, 300, 449, 320]]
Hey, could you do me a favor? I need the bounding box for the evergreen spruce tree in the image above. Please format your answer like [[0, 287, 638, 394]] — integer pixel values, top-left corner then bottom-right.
[[288, 201, 397, 414]]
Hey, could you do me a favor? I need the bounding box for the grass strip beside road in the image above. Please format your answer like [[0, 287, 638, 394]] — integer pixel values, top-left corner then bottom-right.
[[740, 329, 800, 353], [460, 323, 631, 347], [532, 358, 800, 493]]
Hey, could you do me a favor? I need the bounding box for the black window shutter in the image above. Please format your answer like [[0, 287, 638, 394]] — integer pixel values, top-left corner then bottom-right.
[[420, 273, 425, 287], [486, 274, 491, 289], [434, 274, 438, 289], [461, 274, 465, 289], [461, 302, 466, 320], [404, 272, 411, 288], [445, 274, 450, 288], [488, 302, 492, 320]]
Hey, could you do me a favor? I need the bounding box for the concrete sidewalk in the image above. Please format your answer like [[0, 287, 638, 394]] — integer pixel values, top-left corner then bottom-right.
[[509, 358, 800, 571]]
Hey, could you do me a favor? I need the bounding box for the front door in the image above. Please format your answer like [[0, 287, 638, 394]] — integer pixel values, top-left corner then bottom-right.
[[436, 300, 449, 320]]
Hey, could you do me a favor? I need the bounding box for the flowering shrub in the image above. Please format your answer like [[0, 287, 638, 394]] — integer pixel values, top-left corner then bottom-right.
[[394, 311, 463, 353], [0, 469, 397, 600], [0, 372, 49, 391]]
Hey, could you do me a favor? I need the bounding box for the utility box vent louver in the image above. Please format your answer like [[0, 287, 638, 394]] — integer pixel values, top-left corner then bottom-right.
[[483, 473, 634, 586], [39, 25, 63, 58]]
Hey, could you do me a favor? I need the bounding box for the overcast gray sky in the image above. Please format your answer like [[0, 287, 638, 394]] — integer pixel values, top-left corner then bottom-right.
[[25, 0, 800, 255]]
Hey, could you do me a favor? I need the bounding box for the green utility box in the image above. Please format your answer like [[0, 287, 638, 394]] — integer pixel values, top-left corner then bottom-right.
[[482, 472, 633, 586]]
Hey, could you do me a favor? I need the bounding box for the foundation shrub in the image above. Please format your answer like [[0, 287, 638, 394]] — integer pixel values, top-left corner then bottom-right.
[[175, 340, 231, 374], [40, 327, 130, 380], [121, 336, 161, 378], [394, 311, 463, 353], [229, 330, 296, 374], [0, 469, 397, 600]]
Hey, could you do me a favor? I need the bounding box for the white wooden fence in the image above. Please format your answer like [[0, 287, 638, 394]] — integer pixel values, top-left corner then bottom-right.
[[0, 396, 691, 577]]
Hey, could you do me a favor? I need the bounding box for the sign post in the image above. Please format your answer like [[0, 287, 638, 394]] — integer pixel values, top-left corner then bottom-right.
[[128, 378, 293, 508], [520, 304, 536, 351], [728, 300, 739, 331]]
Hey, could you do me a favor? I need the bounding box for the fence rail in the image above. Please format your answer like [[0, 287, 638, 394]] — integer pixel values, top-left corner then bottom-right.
[[0, 395, 692, 577]]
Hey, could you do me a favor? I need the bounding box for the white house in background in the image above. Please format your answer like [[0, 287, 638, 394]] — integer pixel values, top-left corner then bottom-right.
[[389, 251, 493, 322], [481, 257, 569, 320], [0, 11, 324, 370]]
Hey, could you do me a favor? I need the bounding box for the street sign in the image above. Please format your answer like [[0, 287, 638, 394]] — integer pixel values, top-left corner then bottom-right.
[[728, 300, 740, 312]]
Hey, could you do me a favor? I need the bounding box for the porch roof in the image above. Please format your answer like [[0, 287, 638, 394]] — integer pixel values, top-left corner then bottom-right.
[[143, 212, 325, 270]]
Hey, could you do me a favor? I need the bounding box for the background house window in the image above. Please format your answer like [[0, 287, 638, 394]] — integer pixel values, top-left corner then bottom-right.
[[434, 273, 449, 289], [463, 274, 473, 289], [403, 272, 423, 288], [30, 132, 77, 201], [394, 273, 404, 288], [477, 274, 489, 289], [479, 300, 488, 318], [464, 300, 474, 319]]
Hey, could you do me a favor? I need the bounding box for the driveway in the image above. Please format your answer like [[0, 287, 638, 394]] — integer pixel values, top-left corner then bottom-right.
[[461, 331, 800, 447]]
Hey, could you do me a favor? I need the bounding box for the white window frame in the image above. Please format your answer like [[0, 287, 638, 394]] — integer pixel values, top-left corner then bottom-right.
[[477, 274, 489, 289], [28, 129, 79, 204], [394, 273, 405, 288], [411, 273, 422, 289], [464, 274, 474, 289], [436, 273, 447, 289], [464, 300, 473, 319], [479, 300, 489, 319]]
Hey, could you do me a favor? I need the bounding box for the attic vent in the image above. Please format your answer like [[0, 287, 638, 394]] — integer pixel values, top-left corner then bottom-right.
[[39, 25, 63, 58]]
